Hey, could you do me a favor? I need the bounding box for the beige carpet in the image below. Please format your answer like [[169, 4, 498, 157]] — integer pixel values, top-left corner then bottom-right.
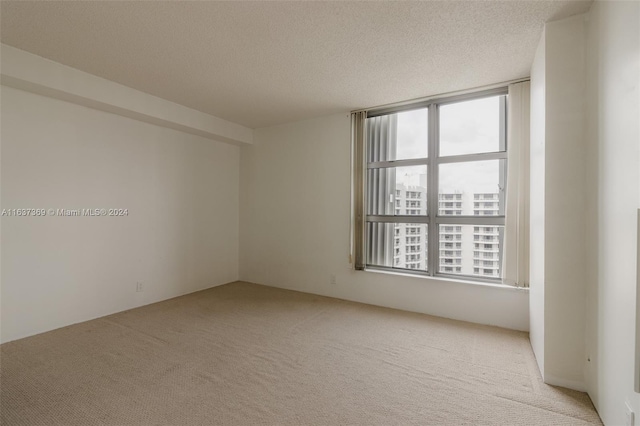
[[1, 281, 601, 426]]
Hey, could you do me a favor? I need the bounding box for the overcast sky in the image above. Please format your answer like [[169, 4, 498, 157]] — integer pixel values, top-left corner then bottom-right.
[[394, 96, 502, 195]]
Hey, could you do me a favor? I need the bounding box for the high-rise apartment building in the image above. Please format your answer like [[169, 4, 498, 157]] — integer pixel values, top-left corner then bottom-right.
[[392, 185, 501, 278], [472, 194, 501, 278], [393, 186, 428, 270]]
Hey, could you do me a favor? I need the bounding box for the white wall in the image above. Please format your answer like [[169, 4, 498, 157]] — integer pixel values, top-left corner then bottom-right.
[[240, 113, 529, 331], [584, 1, 640, 424], [529, 28, 546, 376], [528, 14, 588, 391], [1, 85, 240, 343], [544, 14, 588, 390]]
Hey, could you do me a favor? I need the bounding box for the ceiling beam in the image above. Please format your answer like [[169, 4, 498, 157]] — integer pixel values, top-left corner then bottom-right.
[[0, 44, 253, 146]]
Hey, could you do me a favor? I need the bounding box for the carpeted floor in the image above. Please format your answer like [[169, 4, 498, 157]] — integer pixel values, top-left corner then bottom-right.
[[1, 281, 601, 425]]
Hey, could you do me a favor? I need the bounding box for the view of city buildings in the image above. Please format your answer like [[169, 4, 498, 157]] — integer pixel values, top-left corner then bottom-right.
[[364, 96, 505, 279], [391, 183, 502, 278]]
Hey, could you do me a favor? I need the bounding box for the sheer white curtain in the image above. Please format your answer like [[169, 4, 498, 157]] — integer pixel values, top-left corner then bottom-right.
[[503, 82, 531, 286], [365, 115, 397, 267], [350, 112, 398, 270]]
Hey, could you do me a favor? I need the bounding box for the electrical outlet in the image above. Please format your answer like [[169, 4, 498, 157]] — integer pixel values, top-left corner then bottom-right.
[[136, 282, 144, 292], [330, 274, 337, 285], [626, 401, 635, 426]]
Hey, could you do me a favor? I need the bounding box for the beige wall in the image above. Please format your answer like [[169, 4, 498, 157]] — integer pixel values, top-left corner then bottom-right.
[[529, 28, 546, 376], [584, 1, 640, 424], [528, 13, 588, 391], [240, 113, 530, 331], [529, 3, 640, 417], [545, 14, 588, 390], [1, 86, 240, 343]]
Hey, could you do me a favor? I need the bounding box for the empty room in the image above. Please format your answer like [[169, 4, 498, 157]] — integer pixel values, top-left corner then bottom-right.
[[0, 1, 638, 425]]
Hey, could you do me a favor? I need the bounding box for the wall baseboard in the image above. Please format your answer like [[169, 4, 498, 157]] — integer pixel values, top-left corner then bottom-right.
[[544, 373, 587, 392], [0, 280, 235, 345], [242, 277, 529, 332]]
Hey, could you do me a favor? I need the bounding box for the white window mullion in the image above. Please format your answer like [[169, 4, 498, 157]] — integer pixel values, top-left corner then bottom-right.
[[428, 104, 439, 275]]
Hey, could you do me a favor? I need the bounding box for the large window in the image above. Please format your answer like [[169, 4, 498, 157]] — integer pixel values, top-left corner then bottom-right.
[[354, 88, 508, 282]]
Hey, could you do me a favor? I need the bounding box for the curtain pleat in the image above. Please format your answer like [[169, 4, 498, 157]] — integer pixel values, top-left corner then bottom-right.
[[365, 115, 398, 266], [350, 111, 367, 270], [503, 82, 531, 286]]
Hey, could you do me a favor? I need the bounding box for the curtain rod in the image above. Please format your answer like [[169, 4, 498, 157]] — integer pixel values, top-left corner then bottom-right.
[[351, 77, 531, 114]]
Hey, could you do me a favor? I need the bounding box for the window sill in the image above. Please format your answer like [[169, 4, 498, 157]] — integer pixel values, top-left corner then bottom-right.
[[363, 267, 529, 292]]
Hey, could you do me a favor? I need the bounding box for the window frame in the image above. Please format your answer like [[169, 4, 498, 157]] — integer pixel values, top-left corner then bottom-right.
[[360, 87, 508, 284]]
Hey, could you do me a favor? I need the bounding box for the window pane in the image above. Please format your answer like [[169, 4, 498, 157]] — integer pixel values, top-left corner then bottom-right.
[[438, 160, 505, 216], [396, 108, 429, 160], [438, 224, 503, 278], [366, 108, 428, 162], [439, 95, 504, 157], [367, 166, 427, 216], [367, 222, 428, 271]]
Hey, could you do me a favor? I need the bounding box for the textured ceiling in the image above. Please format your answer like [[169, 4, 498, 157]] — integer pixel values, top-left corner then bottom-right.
[[1, 1, 591, 129]]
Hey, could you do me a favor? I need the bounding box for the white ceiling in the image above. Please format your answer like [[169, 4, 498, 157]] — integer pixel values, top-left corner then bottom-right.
[[1, 1, 591, 129]]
